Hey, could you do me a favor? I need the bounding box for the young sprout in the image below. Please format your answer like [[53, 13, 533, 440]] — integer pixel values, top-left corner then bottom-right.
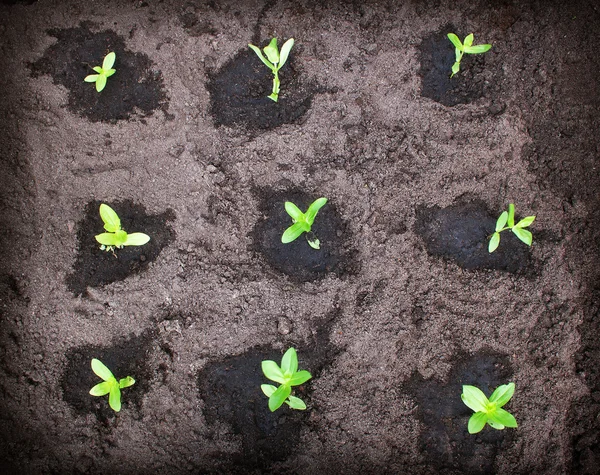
[[488, 203, 535, 253], [89, 358, 135, 412], [84, 52, 116, 92], [248, 38, 294, 102], [447, 33, 491, 78], [461, 382, 518, 434], [261, 347, 312, 412], [281, 197, 327, 250], [95, 203, 150, 253]]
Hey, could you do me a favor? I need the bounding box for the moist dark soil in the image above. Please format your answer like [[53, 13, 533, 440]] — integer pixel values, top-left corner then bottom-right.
[[29, 23, 168, 122], [1, 0, 599, 474], [252, 188, 356, 282], [415, 198, 532, 272], [66, 200, 176, 296], [207, 47, 316, 130]]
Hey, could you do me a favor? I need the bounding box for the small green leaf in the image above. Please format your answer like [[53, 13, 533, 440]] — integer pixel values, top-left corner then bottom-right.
[[495, 211, 508, 232], [93, 66, 103, 73], [487, 418, 505, 430], [305, 198, 328, 225], [263, 38, 280, 65], [512, 227, 533, 246], [284, 201, 304, 221], [278, 38, 294, 69], [515, 216, 535, 228], [307, 237, 321, 250], [489, 382, 515, 407], [99, 204, 121, 232], [286, 395, 307, 410], [84, 74, 99, 82], [96, 74, 107, 92], [490, 407, 518, 428], [89, 381, 112, 397], [447, 33, 463, 50], [281, 348, 298, 375], [288, 370, 312, 386], [102, 52, 116, 70], [488, 232, 500, 253], [261, 384, 277, 397], [262, 360, 286, 384], [123, 232, 150, 247], [113, 229, 129, 247], [91, 358, 115, 381], [282, 222, 306, 243], [461, 385, 489, 413], [119, 376, 135, 389], [467, 412, 488, 434], [451, 61, 460, 77], [464, 44, 492, 54], [507, 203, 515, 228], [105, 68, 116, 78], [108, 385, 122, 412], [95, 232, 119, 246], [464, 34, 474, 48], [268, 384, 291, 412], [249, 43, 275, 70]]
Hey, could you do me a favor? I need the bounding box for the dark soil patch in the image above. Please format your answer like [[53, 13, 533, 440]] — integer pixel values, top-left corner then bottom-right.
[[207, 46, 315, 130], [61, 330, 155, 422], [198, 313, 340, 471], [251, 188, 356, 282], [415, 199, 532, 272], [418, 26, 494, 106], [406, 350, 514, 474], [29, 23, 168, 122], [66, 200, 175, 296]]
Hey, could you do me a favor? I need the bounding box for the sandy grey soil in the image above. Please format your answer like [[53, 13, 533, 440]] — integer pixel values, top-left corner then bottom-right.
[[1, 0, 599, 473]]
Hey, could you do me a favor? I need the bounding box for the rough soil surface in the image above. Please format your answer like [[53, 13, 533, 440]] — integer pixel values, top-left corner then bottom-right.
[[1, 0, 599, 474]]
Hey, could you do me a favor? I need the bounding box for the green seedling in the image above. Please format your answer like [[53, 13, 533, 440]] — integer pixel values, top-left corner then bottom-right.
[[84, 52, 116, 92], [261, 347, 312, 412], [282, 198, 327, 250], [95, 203, 150, 253], [89, 358, 135, 412], [447, 33, 491, 78], [461, 382, 518, 434], [248, 37, 294, 102], [488, 203, 535, 253]]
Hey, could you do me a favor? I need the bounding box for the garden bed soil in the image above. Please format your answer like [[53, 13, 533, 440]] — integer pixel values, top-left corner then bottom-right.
[[1, 0, 599, 474]]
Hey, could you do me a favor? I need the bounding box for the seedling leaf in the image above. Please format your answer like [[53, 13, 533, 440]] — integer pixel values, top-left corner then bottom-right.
[[488, 232, 500, 253], [261, 384, 277, 397], [464, 44, 492, 54], [278, 38, 294, 69], [96, 74, 107, 92], [263, 38, 280, 65], [287, 396, 307, 410], [305, 197, 328, 224], [284, 201, 304, 221], [124, 232, 151, 246], [119, 376, 135, 389], [495, 211, 508, 232], [89, 381, 112, 397], [489, 382, 515, 407], [262, 360, 286, 384], [91, 358, 114, 381], [268, 384, 291, 412], [99, 204, 121, 232], [515, 216, 536, 228], [461, 385, 489, 413], [248, 44, 273, 70], [282, 223, 307, 243], [84, 74, 99, 82], [288, 370, 312, 386], [109, 386, 122, 412], [447, 33, 462, 49], [512, 227, 533, 246], [102, 52, 116, 70], [489, 407, 518, 428], [281, 347, 298, 375], [468, 412, 488, 434]]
